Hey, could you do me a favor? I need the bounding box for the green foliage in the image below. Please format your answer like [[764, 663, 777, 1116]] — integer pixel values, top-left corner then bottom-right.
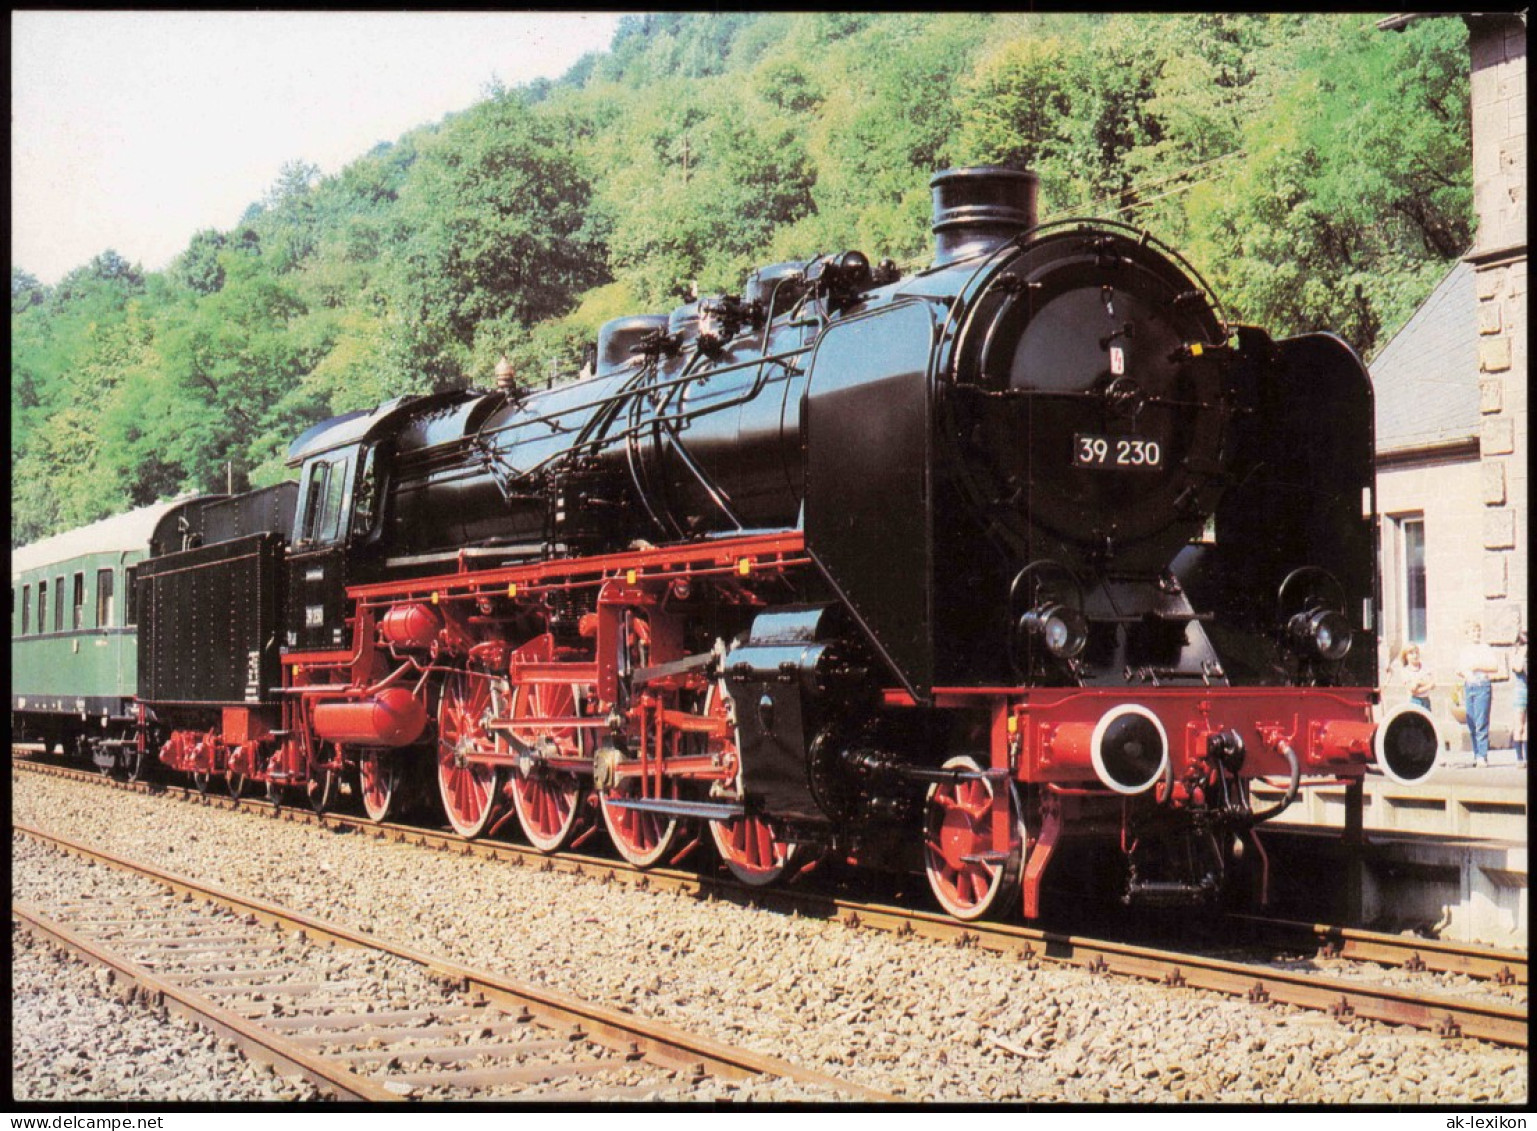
[[10, 12, 1473, 547], [172, 229, 228, 295], [385, 92, 608, 389], [12, 268, 46, 313], [1184, 17, 1471, 341]]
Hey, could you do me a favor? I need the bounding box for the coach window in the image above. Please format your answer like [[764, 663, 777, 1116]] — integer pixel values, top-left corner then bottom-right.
[[55, 574, 65, 632], [72, 573, 85, 630], [125, 566, 138, 626], [97, 569, 115, 628], [22, 585, 31, 635], [38, 581, 48, 636]]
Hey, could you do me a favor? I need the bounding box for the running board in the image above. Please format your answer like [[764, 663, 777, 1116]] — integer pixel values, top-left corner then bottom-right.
[[601, 797, 747, 821]]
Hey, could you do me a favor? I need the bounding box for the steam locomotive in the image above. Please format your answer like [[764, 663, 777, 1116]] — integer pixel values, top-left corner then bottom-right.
[[12, 166, 1442, 920]]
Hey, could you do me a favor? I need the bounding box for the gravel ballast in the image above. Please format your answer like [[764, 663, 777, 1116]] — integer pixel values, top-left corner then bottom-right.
[[11, 917, 326, 1103], [10, 769, 1529, 1104]]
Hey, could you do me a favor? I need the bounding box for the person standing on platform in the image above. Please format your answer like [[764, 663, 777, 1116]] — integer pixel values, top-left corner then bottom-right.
[[1454, 621, 1500, 767], [1389, 643, 1435, 711], [1513, 630, 1527, 767]]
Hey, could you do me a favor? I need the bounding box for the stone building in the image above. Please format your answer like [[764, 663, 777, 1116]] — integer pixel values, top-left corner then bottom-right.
[[1374, 13, 1526, 748]]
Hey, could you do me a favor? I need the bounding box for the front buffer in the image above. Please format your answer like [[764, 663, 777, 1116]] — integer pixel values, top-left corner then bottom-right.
[[924, 687, 1440, 921]]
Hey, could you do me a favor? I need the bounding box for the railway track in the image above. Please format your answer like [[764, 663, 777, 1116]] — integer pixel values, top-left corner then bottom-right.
[[14, 754, 1530, 1050], [12, 820, 894, 1102]]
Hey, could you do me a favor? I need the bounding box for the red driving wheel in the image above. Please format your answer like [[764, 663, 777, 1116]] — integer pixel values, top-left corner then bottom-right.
[[600, 772, 679, 869], [701, 685, 797, 886], [507, 634, 588, 853], [922, 754, 1024, 920], [437, 669, 503, 838], [359, 749, 404, 823]]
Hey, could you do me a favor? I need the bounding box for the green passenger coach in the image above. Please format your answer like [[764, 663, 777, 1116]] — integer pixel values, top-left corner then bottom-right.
[[11, 500, 188, 762]]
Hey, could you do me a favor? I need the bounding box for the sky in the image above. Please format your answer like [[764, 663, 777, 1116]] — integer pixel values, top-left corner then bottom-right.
[[11, 11, 628, 285]]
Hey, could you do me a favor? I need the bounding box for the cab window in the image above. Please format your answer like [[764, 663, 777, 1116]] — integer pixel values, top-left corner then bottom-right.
[[352, 445, 380, 537], [21, 585, 30, 635], [54, 575, 65, 631], [125, 566, 139, 626], [72, 573, 85, 630], [37, 581, 48, 635], [297, 451, 356, 547]]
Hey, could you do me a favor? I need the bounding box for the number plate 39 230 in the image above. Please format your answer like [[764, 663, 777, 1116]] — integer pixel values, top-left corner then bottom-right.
[[1074, 433, 1163, 470]]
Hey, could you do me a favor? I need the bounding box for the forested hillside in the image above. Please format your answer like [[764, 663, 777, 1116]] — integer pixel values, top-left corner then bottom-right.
[[10, 12, 1471, 546]]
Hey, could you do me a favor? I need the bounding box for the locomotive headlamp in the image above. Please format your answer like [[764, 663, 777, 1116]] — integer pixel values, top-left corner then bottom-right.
[[1019, 602, 1088, 660], [1287, 607, 1353, 663]]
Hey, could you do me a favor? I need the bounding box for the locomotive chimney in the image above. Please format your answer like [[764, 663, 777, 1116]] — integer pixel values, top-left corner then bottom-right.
[[930, 166, 1039, 267]]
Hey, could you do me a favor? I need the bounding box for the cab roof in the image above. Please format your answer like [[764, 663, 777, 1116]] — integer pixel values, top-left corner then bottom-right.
[[285, 391, 475, 466]]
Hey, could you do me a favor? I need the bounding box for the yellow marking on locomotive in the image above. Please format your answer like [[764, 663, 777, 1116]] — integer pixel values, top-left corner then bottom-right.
[[508, 583, 518, 598], [738, 558, 752, 576], [431, 591, 440, 605]]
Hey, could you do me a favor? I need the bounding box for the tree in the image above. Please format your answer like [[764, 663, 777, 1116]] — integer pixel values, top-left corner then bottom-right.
[[53, 249, 145, 306], [172, 229, 228, 295], [386, 91, 608, 389], [1184, 16, 1470, 354], [12, 267, 46, 313]]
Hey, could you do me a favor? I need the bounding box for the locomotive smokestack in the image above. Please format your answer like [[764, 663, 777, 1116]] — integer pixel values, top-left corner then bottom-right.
[[930, 166, 1039, 267]]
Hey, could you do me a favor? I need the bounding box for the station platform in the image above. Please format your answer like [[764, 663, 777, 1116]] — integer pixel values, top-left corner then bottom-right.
[[1253, 747, 1528, 950], [1254, 750, 1528, 841]]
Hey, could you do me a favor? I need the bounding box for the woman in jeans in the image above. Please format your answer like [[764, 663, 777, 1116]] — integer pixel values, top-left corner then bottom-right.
[[1455, 621, 1500, 766], [1513, 630, 1527, 767]]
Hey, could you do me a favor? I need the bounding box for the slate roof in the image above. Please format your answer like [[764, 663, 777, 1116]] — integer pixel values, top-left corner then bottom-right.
[[1369, 259, 1480, 455]]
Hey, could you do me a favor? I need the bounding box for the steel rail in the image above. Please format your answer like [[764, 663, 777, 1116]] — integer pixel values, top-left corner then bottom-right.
[[10, 900, 403, 1102], [16, 756, 1529, 1048], [1228, 913, 1528, 986], [12, 819, 896, 1102]]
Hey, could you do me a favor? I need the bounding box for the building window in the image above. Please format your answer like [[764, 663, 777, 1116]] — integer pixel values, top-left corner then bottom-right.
[[1398, 515, 1428, 645], [125, 566, 138, 627], [96, 569, 115, 628], [72, 573, 85, 630], [37, 581, 47, 635], [54, 575, 65, 632]]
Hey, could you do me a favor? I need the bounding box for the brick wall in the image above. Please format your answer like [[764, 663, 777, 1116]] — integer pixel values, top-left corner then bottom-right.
[[1375, 455, 1521, 747], [1469, 16, 1527, 673]]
